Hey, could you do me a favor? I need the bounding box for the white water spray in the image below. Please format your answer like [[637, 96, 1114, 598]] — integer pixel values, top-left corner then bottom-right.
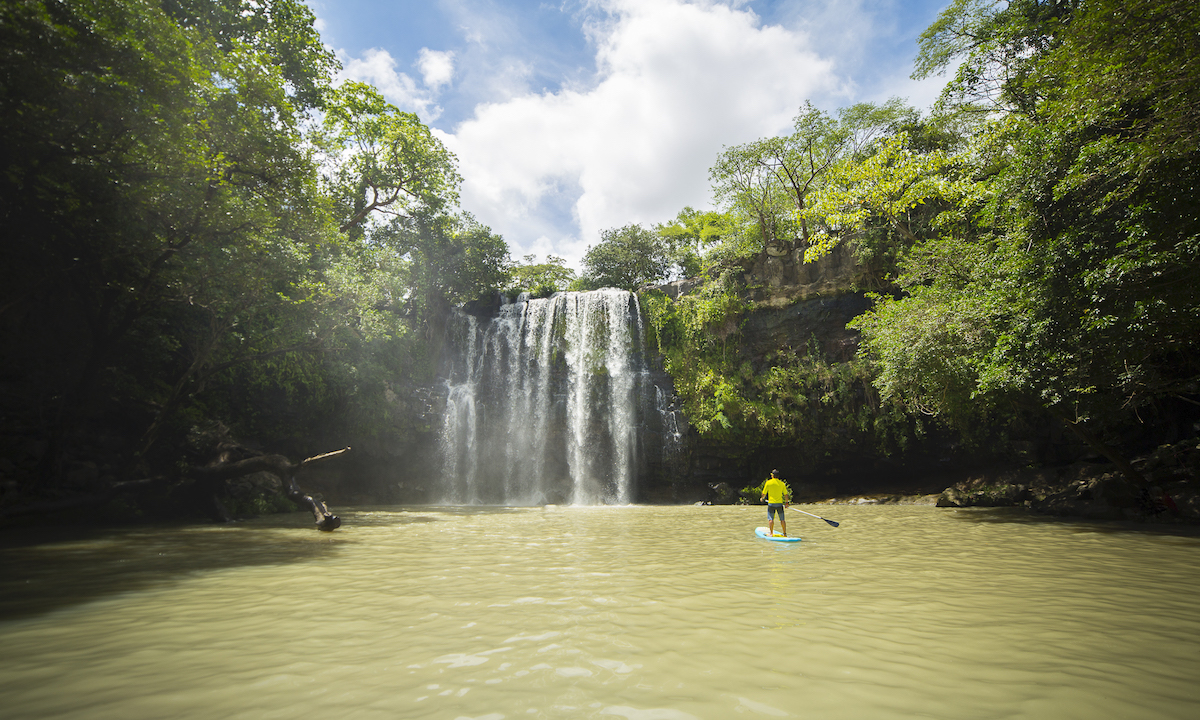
[[439, 289, 651, 505]]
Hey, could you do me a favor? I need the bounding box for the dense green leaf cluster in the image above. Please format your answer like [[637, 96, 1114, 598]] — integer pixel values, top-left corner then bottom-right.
[[506, 254, 576, 298], [0, 0, 512, 496], [640, 0, 1198, 474], [851, 0, 1200, 471], [642, 278, 918, 458], [573, 224, 672, 292]]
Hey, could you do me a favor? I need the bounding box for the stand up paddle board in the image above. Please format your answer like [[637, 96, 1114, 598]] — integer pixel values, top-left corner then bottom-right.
[[755, 527, 801, 542]]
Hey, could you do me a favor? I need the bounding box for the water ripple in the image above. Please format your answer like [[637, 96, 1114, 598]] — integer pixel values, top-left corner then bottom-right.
[[1, 505, 1198, 719]]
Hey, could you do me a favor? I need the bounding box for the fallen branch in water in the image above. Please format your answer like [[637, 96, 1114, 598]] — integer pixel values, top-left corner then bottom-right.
[[186, 447, 349, 531]]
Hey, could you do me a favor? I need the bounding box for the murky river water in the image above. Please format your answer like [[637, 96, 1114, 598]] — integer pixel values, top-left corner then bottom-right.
[[1, 504, 1198, 719]]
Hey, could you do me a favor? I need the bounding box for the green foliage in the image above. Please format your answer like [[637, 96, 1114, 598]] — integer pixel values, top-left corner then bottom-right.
[[162, 0, 337, 110], [853, 0, 1200, 458], [398, 212, 512, 307], [643, 278, 918, 456], [1038, 0, 1200, 172], [708, 98, 920, 267], [654, 206, 731, 279], [801, 132, 956, 262], [914, 0, 1077, 116], [508, 254, 576, 297], [320, 82, 461, 237], [578, 224, 670, 291]]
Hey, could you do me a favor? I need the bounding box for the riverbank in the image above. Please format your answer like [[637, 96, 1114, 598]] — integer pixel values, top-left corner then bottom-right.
[[811, 437, 1200, 525]]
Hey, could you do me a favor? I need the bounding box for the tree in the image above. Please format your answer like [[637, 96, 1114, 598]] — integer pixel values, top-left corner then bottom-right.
[[161, 0, 338, 110], [509, 255, 576, 297], [914, 0, 1077, 117], [654, 207, 730, 279], [576, 225, 670, 292], [320, 82, 461, 237], [800, 132, 956, 262], [709, 99, 915, 260], [852, 0, 1200, 479], [390, 211, 512, 310]]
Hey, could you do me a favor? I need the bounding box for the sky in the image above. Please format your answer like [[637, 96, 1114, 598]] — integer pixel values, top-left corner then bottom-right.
[[305, 0, 953, 270]]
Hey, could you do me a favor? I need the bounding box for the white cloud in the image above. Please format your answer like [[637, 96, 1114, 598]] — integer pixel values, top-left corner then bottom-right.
[[418, 48, 456, 90], [339, 47, 454, 121], [442, 0, 842, 268]]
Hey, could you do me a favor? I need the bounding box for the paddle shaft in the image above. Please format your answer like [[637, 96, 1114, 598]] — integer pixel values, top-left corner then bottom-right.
[[792, 507, 840, 527]]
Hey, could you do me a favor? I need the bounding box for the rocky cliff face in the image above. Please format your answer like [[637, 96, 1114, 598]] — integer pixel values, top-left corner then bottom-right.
[[656, 242, 871, 366], [735, 242, 874, 365], [743, 241, 868, 308]]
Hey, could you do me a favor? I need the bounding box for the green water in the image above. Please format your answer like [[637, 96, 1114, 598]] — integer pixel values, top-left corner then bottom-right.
[[1, 504, 1198, 719]]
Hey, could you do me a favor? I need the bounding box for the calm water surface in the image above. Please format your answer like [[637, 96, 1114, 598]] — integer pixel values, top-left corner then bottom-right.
[[1, 504, 1198, 719]]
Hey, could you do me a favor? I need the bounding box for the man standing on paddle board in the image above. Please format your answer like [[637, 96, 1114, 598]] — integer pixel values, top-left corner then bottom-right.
[[760, 469, 791, 537]]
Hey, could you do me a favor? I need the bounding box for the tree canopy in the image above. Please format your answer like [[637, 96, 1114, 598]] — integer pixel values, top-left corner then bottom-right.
[[575, 224, 671, 292], [848, 0, 1200, 472], [0, 0, 512, 503]]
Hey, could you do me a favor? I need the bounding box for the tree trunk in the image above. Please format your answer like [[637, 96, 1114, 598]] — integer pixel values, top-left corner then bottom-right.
[[1056, 417, 1148, 486], [186, 447, 348, 530]]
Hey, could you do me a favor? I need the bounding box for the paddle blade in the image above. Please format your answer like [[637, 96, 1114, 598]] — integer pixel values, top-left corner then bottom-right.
[[824, 518, 840, 527]]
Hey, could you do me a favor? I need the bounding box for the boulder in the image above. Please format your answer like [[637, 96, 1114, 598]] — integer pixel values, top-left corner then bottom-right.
[[707, 482, 739, 505], [936, 483, 1029, 507]]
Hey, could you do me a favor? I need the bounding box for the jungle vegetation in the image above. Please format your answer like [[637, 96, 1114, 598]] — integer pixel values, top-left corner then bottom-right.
[[641, 0, 1200, 470], [0, 0, 509, 511], [1, 0, 1196, 514]]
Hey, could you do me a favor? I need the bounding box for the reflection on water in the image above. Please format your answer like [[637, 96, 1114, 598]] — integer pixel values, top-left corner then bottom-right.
[[1, 505, 1199, 719]]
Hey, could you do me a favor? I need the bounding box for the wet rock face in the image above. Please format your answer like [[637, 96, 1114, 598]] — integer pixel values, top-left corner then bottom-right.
[[936, 484, 1032, 508], [737, 243, 874, 367], [740, 294, 872, 364], [707, 482, 738, 505]]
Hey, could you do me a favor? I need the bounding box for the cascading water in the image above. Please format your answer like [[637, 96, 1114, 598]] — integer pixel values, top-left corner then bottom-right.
[[656, 385, 687, 479], [439, 289, 655, 505]]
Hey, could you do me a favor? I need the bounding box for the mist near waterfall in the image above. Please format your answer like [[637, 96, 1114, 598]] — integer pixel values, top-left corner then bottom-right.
[[439, 289, 667, 505]]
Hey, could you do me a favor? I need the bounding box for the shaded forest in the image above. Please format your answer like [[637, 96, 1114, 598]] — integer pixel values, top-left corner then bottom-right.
[[0, 0, 509, 524]]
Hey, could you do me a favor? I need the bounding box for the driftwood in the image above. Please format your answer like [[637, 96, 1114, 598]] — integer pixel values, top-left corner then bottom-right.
[[187, 447, 349, 531]]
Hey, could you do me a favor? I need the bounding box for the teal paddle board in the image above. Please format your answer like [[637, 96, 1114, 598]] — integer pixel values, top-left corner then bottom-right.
[[755, 527, 801, 542]]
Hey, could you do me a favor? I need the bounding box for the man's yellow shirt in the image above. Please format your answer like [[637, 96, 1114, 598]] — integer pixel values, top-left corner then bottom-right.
[[762, 477, 790, 504]]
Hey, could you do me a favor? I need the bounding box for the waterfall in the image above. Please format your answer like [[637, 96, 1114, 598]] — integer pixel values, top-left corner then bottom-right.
[[439, 289, 652, 505], [656, 385, 686, 469]]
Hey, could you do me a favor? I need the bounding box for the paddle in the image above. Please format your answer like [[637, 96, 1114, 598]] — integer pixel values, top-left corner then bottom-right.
[[792, 507, 840, 527]]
